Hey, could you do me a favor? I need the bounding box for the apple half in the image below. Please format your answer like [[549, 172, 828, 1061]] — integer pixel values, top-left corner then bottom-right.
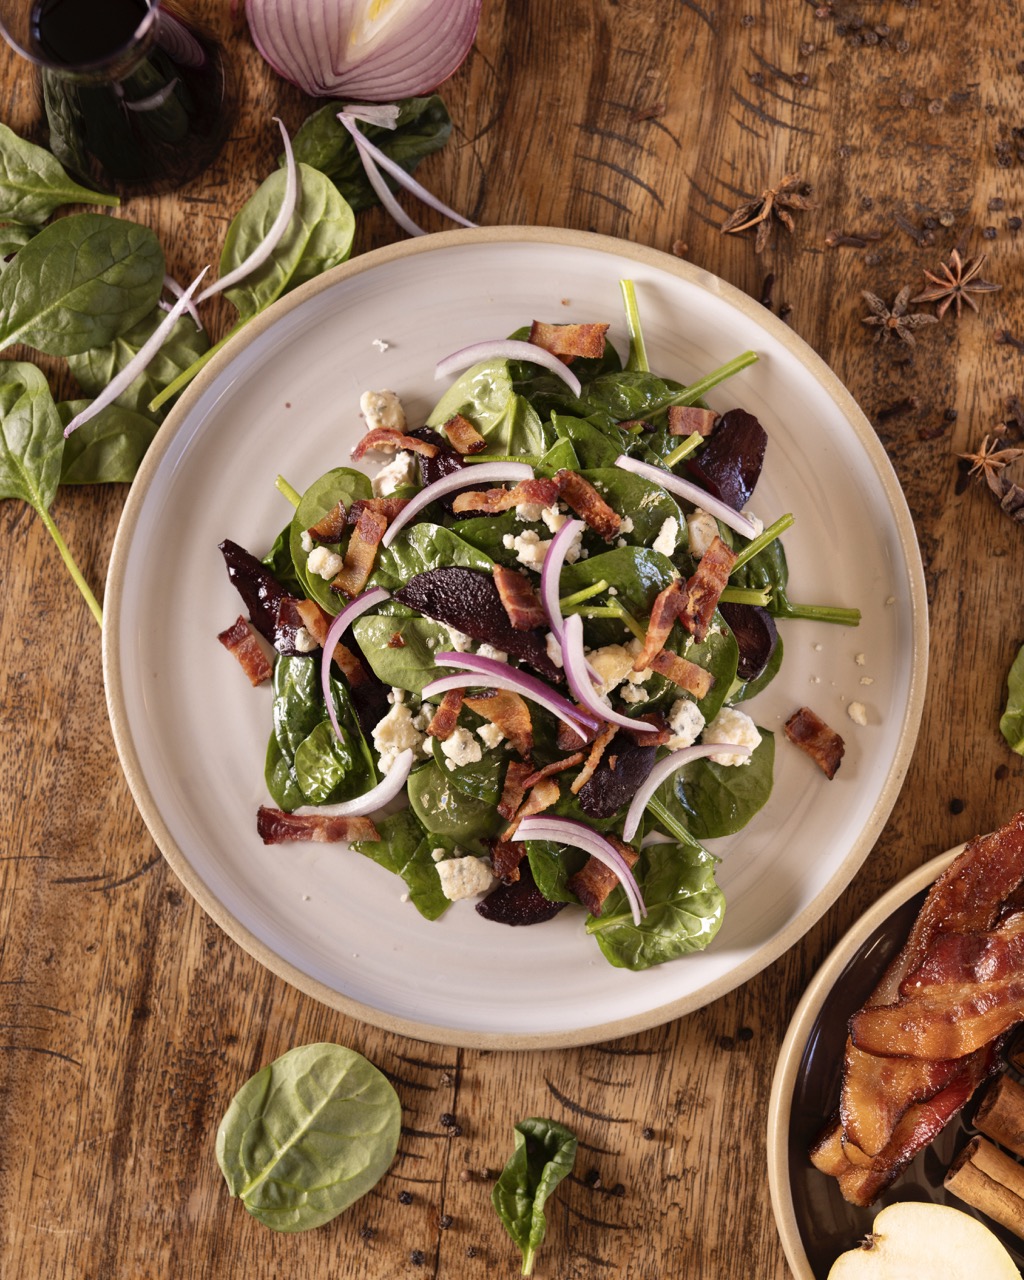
[[827, 1201, 1019, 1279]]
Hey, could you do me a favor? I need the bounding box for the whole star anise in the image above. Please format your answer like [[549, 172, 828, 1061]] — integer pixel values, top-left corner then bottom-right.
[[958, 433, 1024, 495], [861, 287, 939, 346], [910, 248, 1001, 319], [721, 173, 815, 254]]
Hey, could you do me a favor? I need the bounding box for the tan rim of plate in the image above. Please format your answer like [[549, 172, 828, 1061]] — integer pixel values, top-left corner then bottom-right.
[[766, 846, 963, 1278], [103, 225, 930, 1049]]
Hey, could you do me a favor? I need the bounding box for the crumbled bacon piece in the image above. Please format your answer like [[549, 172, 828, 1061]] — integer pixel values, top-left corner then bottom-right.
[[256, 807, 379, 844], [306, 500, 347, 542], [556, 717, 601, 751], [388, 631, 406, 648], [289, 597, 330, 646], [570, 723, 617, 795], [785, 706, 845, 779], [347, 496, 409, 526], [522, 753, 585, 790], [680, 535, 736, 642], [555, 469, 621, 540], [450, 476, 562, 515], [667, 405, 718, 437], [493, 565, 546, 631], [568, 835, 639, 916], [443, 413, 487, 455], [351, 428, 438, 459], [648, 649, 714, 698], [464, 689, 534, 758], [489, 836, 526, 883], [503, 776, 561, 838], [332, 639, 373, 688], [633, 580, 686, 671], [617, 712, 672, 746], [330, 504, 388, 597], [497, 759, 534, 821], [528, 321, 609, 363], [427, 689, 464, 740], [218, 616, 273, 686]]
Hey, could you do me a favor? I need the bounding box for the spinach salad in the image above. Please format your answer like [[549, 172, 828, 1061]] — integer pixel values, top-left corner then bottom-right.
[[218, 286, 859, 973]]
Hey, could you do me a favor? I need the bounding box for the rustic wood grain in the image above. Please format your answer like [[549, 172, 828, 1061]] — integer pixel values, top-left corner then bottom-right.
[[2, 1, 1024, 1276]]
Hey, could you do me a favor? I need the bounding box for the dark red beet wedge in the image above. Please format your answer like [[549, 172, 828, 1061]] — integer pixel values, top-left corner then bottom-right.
[[685, 407, 767, 511], [719, 601, 779, 682], [219, 539, 305, 655], [409, 426, 466, 510], [577, 739, 657, 819], [476, 862, 566, 926]]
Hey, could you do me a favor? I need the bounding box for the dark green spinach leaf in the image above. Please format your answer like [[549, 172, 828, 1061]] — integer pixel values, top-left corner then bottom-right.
[[430, 734, 507, 805], [352, 615, 452, 695], [491, 1117, 577, 1276], [671, 729, 775, 838], [57, 400, 158, 483], [289, 467, 371, 611], [407, 760, 503, 852], [352, 808, 451, 920], [0, 122, 119, 225], [370, 522, 494, 592], [427, 359, 547, 456]]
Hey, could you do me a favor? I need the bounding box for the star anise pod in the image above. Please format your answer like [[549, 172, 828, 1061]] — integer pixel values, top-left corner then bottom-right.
[[910, 249, 1001, 319], [958, 433, 1024, 496], [861, 287, 939, 346], [721, 173, 815, 254]]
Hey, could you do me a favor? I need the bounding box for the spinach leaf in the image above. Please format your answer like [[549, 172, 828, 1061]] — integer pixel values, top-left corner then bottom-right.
[[560, 546, 678, 644], [293, 721, 356, 804], [1000, 642, 1024, 756], [370, 522, 494, 592], [0, 213, 164, 355], [289, 467, 371, 611], [352, 615, 452, 695], [431, 734, 507, 805], [426, 359, 547, 456], [525, 839, 586, 904], [550, 413, 629, 467], [586, 842, 725, 970], [407, 761, 503, 852], [262, 524, 304, 596], [215, 1041, 401, 1233], [68, 307, 209, 421], [290, 95, 452, 213], [449, 510, 521, 565], [0, 121, 119, 225], [582, 467, 683, 546], [491, 1117, 577, 1276], [265, 733, 303, 811], [536, 435, 580, 474], [352, 808, 451, 920], [683, 625, 739, 723], [671, 729, 775, 838], [57, 400, 158, 483], [223, 163, 355, 324], [0, 222, 35, 267]]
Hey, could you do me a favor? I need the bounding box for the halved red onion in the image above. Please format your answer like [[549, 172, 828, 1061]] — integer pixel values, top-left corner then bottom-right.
[[560, 614, 658, 734], [196, 118, 297, 305], [436, 341, 583, 399], [511, 815, 647, 926], [246, 0, 482, 101], [63, 266, 209, 437], [614, 454, 759, 539], [539, 517, 584, 642], [622, 741, 752, 842], [294, 748, 413, 817], [381, 462, 534, 548], [435, 650, 600, 729], [424, 671, 594, 741], [321, 585, 391, 742]]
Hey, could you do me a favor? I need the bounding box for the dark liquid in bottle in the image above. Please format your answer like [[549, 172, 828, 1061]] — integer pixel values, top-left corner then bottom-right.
[[30, 0, 231, 191]]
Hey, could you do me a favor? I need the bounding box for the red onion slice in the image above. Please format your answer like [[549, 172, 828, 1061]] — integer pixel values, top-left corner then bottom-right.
[[424, 671, 593, 740], [614, 455, 759, 539], [436, 341, 583, 399], [560, 614, 658, 734], [63, 266, 209, 437], [539, 517, 584, 643], [511, 815, 647, 926], [341, 102, 401, 128], [160, 273, 203, 330], [435, 650, 600, 729], [196, 118, 298, 304], [293, 748, 413, 817], [338, 114, 425, 237], [381, 462, 534, 548], [622, 741, 752, 842], [321, 585, 391, 742]]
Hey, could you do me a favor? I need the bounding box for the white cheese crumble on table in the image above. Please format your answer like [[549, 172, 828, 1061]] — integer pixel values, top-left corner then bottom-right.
[[372, 338, 390, 353], [441, 727, 483, 767], [360, 388, 406, 433], [652, 516, 680, 557], [372, 702, 429, 775], [847, 701, 868, 726], [703, 706, 761, 765], [686, 510, 719, 559], [372, 450, 415, 497], [307, 546, 344, 580], [667, 697, 705, 749], [436, 855, 496, 902]]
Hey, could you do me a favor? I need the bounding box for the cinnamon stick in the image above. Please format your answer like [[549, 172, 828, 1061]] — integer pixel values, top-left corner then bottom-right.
[[976, 1074, 1024, 1160], [944, 1136, 1024, 1239]]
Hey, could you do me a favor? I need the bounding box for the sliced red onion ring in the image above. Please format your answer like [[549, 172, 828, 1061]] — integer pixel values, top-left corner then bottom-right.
[[381, 462, 534, 548], [435, 651, 600, 729], [196, 118, 297, 304], [560, 614, 657, 734], [614, 454, 758, 540], [436, 341, 583, 399], [321, 586, 391, 742], [424, 672, 593, 741], [63, 266, 209, 437], [160, 273, 203, 330], [539, 517, 584, 643], [246, 0, 482, 101], [511, 815, 647, 926], [622, 741, 752, 842], [294, 748, 413, 817], [338, 115, 425, 237]]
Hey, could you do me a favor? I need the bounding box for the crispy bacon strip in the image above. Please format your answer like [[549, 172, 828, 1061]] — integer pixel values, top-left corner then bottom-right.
[[493, 565, 547, 631], [330, 504, 388, 598], [667, 405, 718, 437], [503, 776, 561, 838], [256, 807, 379, 844], [568, 835, 639, 916], [633, 580, 686, 671], [306, 500, 347, 542], [497, 759, 534, 821], [427, 689, 465, 740], [523, 753, 585, 790], [218, 617, 273, 686], [464, 690, 534, 758], [785, 706, 845, 779], [680, 535, 736, 641], [570, 723, 617, 794], [489, 836, 525, 883], [332, 640, 373, 688], [289, 597, 329, 646], [443, 412, 487, 455], [556, 717, 600, 751], [351, 427, 438, 459], [451, 476, 562, 515], [555, 469, 621, 540], [648, 649, 714, 698], [347, 496, 410, 526], [528, 320, 609, 362]]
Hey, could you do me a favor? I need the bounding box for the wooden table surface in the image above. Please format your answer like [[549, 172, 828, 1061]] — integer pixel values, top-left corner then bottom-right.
[[2, 2, 1023, 1276]]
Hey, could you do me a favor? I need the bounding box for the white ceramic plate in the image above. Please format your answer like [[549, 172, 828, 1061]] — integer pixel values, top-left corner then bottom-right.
[[104, 227, 927, 1048]]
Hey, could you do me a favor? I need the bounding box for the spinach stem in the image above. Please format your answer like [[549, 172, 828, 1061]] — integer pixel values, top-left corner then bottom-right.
[[148, 318, 248, 413], [720, 585, 772, 607], [39, 506, 102, 627], [275, 475, 302, 508], [647, 797, 702, 849], [559, 580, 609, 609], [729, 512, 795, 572], [774, 597, 862, 626], [568, 598, 645, 640], [620, 278, 649, 373], [464, 453, 544, 465], [649, 351, 759, 419], [663, 431, 703, 468]]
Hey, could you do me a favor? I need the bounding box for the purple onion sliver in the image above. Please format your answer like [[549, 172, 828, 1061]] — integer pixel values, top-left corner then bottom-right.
[[539, 516, 584, 643], [381, 462, 534, 548], [621, 741, 752, 842], [339, 116, 425, 237], [435, 340, 583, 399], [321, 586, 391, 743], [422, 672, 591, 740], [613, 454, 759, 539], [294, 748, 413, 818], [560, 615, 658, 734], [433, 651, 599, 729]]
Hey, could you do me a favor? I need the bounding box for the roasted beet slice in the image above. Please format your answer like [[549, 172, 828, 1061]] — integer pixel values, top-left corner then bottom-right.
[[476, 861, 566, 926], [409, 426, 466, 511], [577, 738, 657, 820], [394, 566, 563, 681], [219, 539, 305, 655], [685, 407, 767, 511], [719, 601, 779, 682]]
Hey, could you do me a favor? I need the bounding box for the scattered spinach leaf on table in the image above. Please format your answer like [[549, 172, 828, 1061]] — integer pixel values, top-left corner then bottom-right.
[[57, 401, 159, 484], [1000, 642, 1024, 756], [216, 1042, 401, 1233], [0, 121, 119, 225], [491, 1117, 578, 1276]]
